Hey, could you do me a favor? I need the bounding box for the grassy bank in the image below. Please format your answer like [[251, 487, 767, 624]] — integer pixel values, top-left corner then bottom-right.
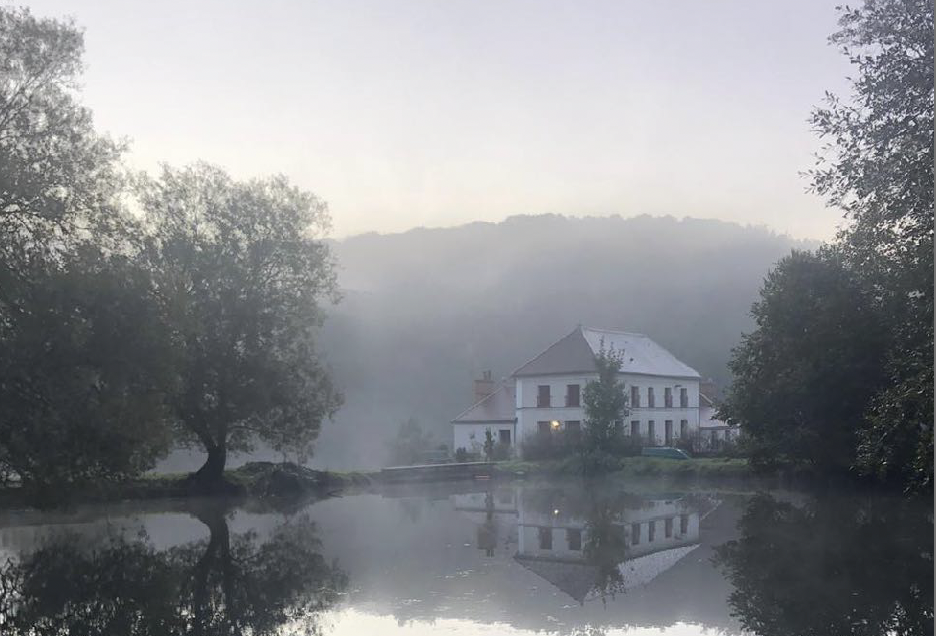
[[496, 456, 753, 480], [0, 462, 375, 510]]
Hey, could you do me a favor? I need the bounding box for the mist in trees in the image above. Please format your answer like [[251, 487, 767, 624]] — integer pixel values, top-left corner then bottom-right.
[[315, 214, 812, 469]]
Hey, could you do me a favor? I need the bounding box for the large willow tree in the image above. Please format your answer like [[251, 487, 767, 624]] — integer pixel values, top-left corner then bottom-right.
[[140, 164, 342, 487]]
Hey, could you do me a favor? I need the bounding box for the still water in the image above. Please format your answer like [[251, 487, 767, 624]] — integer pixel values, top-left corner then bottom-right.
[[0, 479, 931, 635]]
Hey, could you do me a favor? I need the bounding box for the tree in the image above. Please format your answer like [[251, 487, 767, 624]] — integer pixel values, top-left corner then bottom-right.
[[0, 7, 125, 265], [721, 250, 888, 474], [580, 345, 629, 474], [809, 0, 934, 489], [725, 0, 933, 489], [139, 164, 341, 487], [386, 418, 433, 466], [0, 8, 172, 499], [0, 248, 176, 501]]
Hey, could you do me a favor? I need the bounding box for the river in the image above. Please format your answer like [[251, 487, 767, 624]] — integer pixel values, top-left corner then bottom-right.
[[0, 478, 931, 635]]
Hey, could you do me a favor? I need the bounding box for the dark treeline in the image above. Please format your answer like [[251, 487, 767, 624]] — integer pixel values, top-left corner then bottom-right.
[[0, 8, 339, 500], [721, 0, 934, 492], [314, 214, 810, 468]]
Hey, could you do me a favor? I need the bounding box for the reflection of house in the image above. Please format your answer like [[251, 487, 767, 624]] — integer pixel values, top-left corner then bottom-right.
[[514, 494, 703, 603], [453, 326, 707, 456], [455, 485, 713, 605]]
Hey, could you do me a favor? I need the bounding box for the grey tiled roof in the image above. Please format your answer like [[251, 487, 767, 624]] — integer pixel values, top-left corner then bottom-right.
[[513, 326, 700, 379]]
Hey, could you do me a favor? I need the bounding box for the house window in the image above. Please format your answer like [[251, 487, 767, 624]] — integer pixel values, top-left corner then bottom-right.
[[680, 420, 688, 438], [538, 527, 553, 550], [648, 420, 656, 445], [499, 429, 511, 445], [537, 421, 551, 434], [631, 523, 640, 545], [537, 385, 551, 407], [630, 420, 640, 436], [566, 384, 580, 407], [648, 520, 656, 542], [565, 420, 581, 434], [665, 517, 673, 538], [567, 529, 582, 551], [665, 420, 673, 445], [630, 385, 640, 408], [647, 387, 655, 408], [614, 420, 624, 435], [680, 514, 689, 535], [680, 387, 688, 408], [664, 387, 673, 408]]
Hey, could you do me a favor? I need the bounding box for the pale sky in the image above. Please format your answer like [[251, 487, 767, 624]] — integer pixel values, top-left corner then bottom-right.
[[26, 0, 853, 240]]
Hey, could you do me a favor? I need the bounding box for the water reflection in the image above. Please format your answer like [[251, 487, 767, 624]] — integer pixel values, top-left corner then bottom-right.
[[715, 493, 934, 636], [0, 501, 347, 635], [0, 483, 930, 636]]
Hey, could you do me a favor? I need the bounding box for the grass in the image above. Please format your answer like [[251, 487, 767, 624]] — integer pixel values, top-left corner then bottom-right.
[[496, 455, 753, 480]]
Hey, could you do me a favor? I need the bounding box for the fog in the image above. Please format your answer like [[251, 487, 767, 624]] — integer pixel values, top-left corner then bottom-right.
[[310, 213, 813, 469]]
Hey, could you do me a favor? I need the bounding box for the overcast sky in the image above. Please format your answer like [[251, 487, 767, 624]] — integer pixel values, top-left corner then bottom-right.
[[28, 0, 854, 240]]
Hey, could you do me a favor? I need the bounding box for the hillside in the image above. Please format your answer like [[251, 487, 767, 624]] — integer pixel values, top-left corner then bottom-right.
[[312, 214, 813, 469]]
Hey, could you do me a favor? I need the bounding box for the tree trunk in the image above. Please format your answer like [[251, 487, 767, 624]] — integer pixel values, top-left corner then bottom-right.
[[196, 443, 226, 481], [189, 442, 237, 494]]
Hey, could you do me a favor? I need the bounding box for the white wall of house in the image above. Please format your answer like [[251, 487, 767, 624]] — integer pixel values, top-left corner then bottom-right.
[[515, 374, 700, 454]]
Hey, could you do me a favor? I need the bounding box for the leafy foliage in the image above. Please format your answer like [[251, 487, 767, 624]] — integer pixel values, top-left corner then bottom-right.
[[0, 249, 176, 499], [580, 345, 630, 474], [140, 164, 342, 483], [0, 7, 125, 262], [0, 7, 173, 498], [725, 0, 933, 489], [721, 249, 888, 473]]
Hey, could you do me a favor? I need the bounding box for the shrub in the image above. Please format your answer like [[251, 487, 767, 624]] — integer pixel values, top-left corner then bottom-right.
[[521, 431, 577, 461]]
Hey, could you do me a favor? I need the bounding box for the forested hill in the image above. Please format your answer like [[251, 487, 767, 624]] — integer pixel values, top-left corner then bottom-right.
[[313, 213, 814, 469]]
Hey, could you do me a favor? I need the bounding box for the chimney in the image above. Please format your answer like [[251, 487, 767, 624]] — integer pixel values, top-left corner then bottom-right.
[[474, 370, 495, 403]]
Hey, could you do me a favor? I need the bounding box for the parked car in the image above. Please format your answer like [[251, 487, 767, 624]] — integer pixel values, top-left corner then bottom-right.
[[641, 446, 690, 460]]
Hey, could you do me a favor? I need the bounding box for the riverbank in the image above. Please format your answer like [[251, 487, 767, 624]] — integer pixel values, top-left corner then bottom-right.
[[496, 456, 753, 480], [0, 462, 375, 510]]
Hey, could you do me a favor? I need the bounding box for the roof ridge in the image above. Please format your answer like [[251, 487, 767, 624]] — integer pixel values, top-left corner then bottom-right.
[[582, 326, 648, 338]]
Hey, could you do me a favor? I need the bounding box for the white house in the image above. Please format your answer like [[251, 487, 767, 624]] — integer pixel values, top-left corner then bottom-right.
[[453, 326, 722, 457]]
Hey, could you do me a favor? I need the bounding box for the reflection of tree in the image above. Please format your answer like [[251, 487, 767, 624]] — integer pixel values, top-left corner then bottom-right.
[[0, 503, 347, 635], [582, 489, 630, 604], [715, 494, 933, 636]]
